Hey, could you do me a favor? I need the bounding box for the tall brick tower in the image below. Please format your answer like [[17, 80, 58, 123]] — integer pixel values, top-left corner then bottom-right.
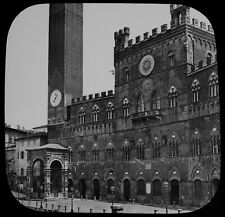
[[48, 3, 83, 125]]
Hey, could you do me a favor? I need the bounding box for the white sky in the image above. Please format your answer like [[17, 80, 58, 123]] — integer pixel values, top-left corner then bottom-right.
[[5, 3, 210, 130]]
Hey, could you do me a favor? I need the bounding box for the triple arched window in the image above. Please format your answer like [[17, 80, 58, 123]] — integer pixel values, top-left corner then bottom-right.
[[209, 72, 219, 97], [168, 86, 178, 108], [211, 128, 220, 154], [78, 145, 86, 161], [191, 130, 201, 156], [92, 144, 99, 161], [136, 139, 145, 160], [106, 102, 114, 120], [137, 94, 145, 113], [152, 137, 161, 158], [122, 139, 130, 160], [106, 142, 114, 161], [92, 105, 99, 122], [191, 79, 200, 103], [78, 107, 85, 124], [151, 91, 160, 111], [123, 98, 129, 117], [169, 134, 179, 157]]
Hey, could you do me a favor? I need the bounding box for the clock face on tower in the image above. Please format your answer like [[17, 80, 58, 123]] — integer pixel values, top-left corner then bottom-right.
[[139, 55, 155, 76], [50, 89, 62, 107]]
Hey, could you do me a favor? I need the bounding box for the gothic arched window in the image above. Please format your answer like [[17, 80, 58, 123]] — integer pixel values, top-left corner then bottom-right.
[[168, 86, 178, 108], [92, 105, 99, 122], [211, 128, 220, 154], [152, 137, 161, 158], [169, 134, 179, 157], [78, 145, 86, 161], [191, 79, 200, 103], [106, 102, 114, 120], [78, 107, 85, 124], [151, 90, 160, 111], [92, 144, 99, 161], [123, 98, 129, 117], [191, 130, 201, 156], [122, 139, 130, 160], [137, 94, 145, 113], [136, 139, 145, 160], [106, 142, 114, 161], [209, 72, 219, 98]]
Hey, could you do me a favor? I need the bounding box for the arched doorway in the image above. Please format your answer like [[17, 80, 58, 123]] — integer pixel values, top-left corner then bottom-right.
[[32, 159, 44, 197], [50, 160, 62, 195], [211, 179, 219, 197], [79, 178, 86, 198], [93, 179, 100, 200], [152, 179, 162, 196], [194, 179, 202, 200], [107, 179, 114, 194], [136, 179, 146, 196], [123, 179, 130, 201], [170, 179, 179, 205], [68, 178, 73, 197]]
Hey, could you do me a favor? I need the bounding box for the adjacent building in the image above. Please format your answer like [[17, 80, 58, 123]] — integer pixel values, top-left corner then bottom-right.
[[5, 124, 31, 188]]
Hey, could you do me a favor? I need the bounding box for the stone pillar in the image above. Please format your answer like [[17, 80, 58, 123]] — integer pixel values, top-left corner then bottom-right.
[[44, 168, 51, 198], [63, 156, 69, 197]]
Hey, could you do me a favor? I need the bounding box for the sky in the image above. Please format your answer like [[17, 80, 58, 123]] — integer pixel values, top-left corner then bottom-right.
[[5, 3, 210, 130]]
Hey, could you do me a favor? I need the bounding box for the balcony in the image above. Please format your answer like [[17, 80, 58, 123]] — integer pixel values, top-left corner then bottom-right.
[[131, 110, 161, 122]]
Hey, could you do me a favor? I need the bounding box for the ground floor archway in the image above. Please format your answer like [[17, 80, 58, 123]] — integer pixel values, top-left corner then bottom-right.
[[93, 179, 100, 200], [50, 160, 62, 195], [170, 179, 179, 205], [123, 179, 130, 201], [32, 159, 44, 197], [79, 178, 86, 198], [107, 179, 114, 194], [68, 178, 73, 196], [211, 178, 219, 197]]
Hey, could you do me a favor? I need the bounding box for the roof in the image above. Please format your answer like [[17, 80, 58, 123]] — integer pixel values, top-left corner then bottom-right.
[[26, 143, 69, 151], [16, 132, 47, 140]]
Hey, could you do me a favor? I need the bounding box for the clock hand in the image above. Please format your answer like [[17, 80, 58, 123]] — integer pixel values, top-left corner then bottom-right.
[[53, 93, 57, 102]]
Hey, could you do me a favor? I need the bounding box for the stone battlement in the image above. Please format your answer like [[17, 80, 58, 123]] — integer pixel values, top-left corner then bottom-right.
[[71, 90, 114, 104], [114, 18, 213, 53]]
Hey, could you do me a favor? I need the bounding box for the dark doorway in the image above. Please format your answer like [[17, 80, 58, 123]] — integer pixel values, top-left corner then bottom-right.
[[68, 178, 73, 196], [107, 179, 114, 194], [32, 159, 44, 196], [123, 179, 130, 201], [93, 179, 100, 200], [152, 179, 161, 196], [79, 178, 86, 198], [211, 179, 219, 197], [170, 179, 179, 205], [50, 160, 62, 194]]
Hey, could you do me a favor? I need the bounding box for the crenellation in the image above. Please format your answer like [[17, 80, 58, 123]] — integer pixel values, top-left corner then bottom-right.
[[82, 95, 87, 101], [192, 18, 198, 27], [88, 94, 93, 100], [161, 24, 168, 33], [101, 91, 106, 97], [135, 35, 141, 43], [128, 39, 133, 47], [94, 93, 100, 99], [152, 28, 158, 37], [200, 21, 206, 30], [143, 32, 149, 40]]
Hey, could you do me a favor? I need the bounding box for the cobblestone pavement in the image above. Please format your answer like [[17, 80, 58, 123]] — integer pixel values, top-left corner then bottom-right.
[[18, 197, 193, 214]]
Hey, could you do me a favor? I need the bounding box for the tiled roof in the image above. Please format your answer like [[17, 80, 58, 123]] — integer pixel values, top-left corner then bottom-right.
[[27, 143, 68, 151]]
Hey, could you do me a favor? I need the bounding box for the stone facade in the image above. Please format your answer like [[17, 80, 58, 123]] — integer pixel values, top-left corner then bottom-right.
[[47, 4, 220, 208]]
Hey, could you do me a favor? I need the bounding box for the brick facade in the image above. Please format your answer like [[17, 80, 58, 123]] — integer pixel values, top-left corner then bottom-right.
[[47, 4, 220, 208]]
